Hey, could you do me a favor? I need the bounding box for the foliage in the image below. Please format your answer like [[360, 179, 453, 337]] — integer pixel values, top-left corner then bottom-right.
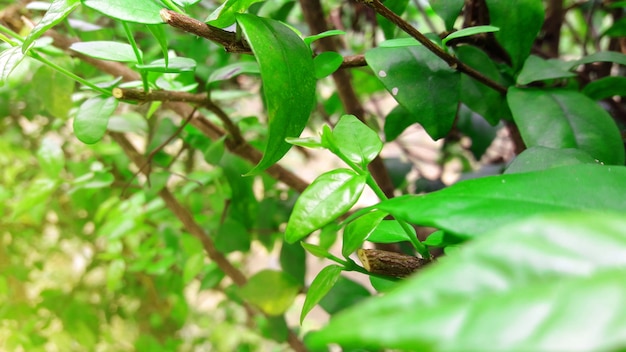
[[1, 0, 625, 351]]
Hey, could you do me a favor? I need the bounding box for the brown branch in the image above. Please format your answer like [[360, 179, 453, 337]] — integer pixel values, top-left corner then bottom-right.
[[357, 249, 430, 278], [358, 0, 508, 95]]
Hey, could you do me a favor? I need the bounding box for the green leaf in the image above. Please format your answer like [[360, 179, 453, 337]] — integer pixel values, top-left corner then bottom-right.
[[456, 104, 499, 160], [135, 57, 196, 73], [146, 24, 168, 67], [582, 76, 626, 100], [507, 88, 625, 165], [280, 241, 306, 285], [342, 211, 387, 258], [569, 51, 626, 68], [33, 64, 74, 119], [106, 258, 125, 292], [285, 136, 323, 149], [430, 0, 464, 30], [238, 270, 300, 316], [442, 25, 499, 46], [383, 105, 416, 141], [367, 220, 416, 244], [332, 115, 383, 168], [203, 136, 226, 165], [12, 178, 58, 219], [379, 37, 421, 48], [455, 45, 510, 125], [205, 0, 263, 27], [70, 41, 141, 63], [505, 146, 598, 174], [183, 253, 205, 284], [301, 242, 332, 259], [37, 137, 65, 179], [214, 218, 251, 254], [319, 276, 371, 315], [377, 0, 409, 39], [207, 61, 259, 85], [303, 30, 346, 46], [516, 55, 576, 85], [236, 14, 316, 174], [73, 95, 119, 144], [107, 111, 148, 134], [313, 51, 343, 79], [0, 46, 25, 86], [23, 0, 81, 53], [375, 164, 626, 238], [300, 265, 343, 324], [285, 169, 367, 243], [365, 45, 460, 139], [83, 0, 164, 24], [487, 0, 544, 70], [306, 212, 626, 351]]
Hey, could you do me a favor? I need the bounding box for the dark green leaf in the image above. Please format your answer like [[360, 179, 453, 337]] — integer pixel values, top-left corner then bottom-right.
[[383, 105, 416, 141], [83, 0, 164, 24], [366, 45, 460, 139], [313, 51, 343, 79], [505, 146, 598, 174], [307, 212, 626, 351], [456, 104, 499, 160], [582, 76, 626, 100], [605, 17, 626, 37], [368, 220, 416, 244], [12, 178, 58, 219], [430, 0, 464, 30], [220, 154, 258, 229], [507, 88, 625, 165], [205, 0, 263, 27], [23, 0, 81, 53], [516, 55, 576, 84], [285, 169, 366, 243], [236, 14, 316, 174], [135, 57, 196, 73], [487, 0, 544, 70], [73, 95, 118, 144], [319, 276, 371, 315], [342, 211, 387, 258], [379, 38, 421, 48], [214, 218, 251, 254], [375, 164, 626, 238], [238, 270, 300, 316], [280, 241, 306, 285], [332, 115, 383, 168], [442, 25, 499, 46], [300, 265, 343, 324], [37, 137, 65, 179], [377, 0, 409, 39]]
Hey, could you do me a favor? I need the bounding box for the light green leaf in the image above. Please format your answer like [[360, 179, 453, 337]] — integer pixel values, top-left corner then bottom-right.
[[37, 136, 65, 179], [442, 25, 499, 46], [147, 24, 168, 67], [83, 0, 164, 24], [342, 211, 387, 258], [135, 57, 196, 73], [70, 41, 140, 63], [285, 136, 323, 149], [183, 253, 205, 284], [507, 88, 625, 165], [0, 46, 26, 86], [237, 14, 316, 174], [332, 115, 383, 168], [73, 95, 118, 144], [303, 30, 346, 46], [313, 51, 343, 79], [205, 0, 263, 27], [106, 259, 125, 292], [107, 111, 148, 134], [367, 220, 416, 244], [12, 178, 58, 219], [33, 64, 74, 119], [285, 169, 367, 243], [379, 38, 421, 48], [300, 265, 343, 324], [307, 212, 626, 351], [301, 242, 332, 259], [207, 61, 259, 85], [23, 0, 81, 53], [238, 270, 300, 316], [516, 55, 576, 84]]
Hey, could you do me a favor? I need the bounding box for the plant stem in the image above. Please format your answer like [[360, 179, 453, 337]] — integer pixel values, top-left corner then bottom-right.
[[122, 22, 149, 91]]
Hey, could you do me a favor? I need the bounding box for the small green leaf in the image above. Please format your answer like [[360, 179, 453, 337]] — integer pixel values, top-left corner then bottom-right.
[[106, 259, 125, 292], [23, 0, 81, 53], [313, 51, 343, 79], [379, 38, 421, 48], [207, 61, 259, 85], [285, 169, 367, 243], [107, 112, 148, 135], [505, 147, 598, 174], [205, 0, 263, 27], [37, 137, 65, 179], [332, 115, 383, 168], [0, 46, 26, 86], [368, 220, 416, 244], [236, 14, 316, 174], [507, 88, 625, 165], [569, 51, 626, 68], [135, 57, 196, 73], [442, 25, 499, 46], [582, 76, 626, 100], [303, 30, 346, 46], [301, 242, 332, 259], [285, 136, 323, 149], [33, 64, 74, 119], [73, 95, 118, 144], [300, 265, 343, 324], [516, 55, 576, 85], [83, 0, 164, 24], [342, 211, 387, 258], [430, 0, 464, 30], [146, 24, 168, 67], [203, 136, 226, 165], [383, 105, 416, 141], [365, 45, 460, 139], [183, 253, 205, 284], [238, 270, 300, 316], [70, 41, 141, 63]]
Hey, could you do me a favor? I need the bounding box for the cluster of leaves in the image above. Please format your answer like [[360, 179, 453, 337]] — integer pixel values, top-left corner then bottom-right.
[[1, 0, 626, 351]]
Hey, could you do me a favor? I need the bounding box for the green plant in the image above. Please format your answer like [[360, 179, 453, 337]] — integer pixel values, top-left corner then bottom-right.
[[1, 0, 625, 351]]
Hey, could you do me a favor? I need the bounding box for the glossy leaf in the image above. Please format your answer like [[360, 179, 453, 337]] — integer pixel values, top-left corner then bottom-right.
[[505, 146, 597, 174], [300, 265, 343, 324], [306, 212, 626, 351], [238, 270, 300, 316], [205, 0, 263, 27], [488, 0, 544, 70], [455, 45, 510, 125], [368, 220, 416, 244], [135, 57, 196, 73], [313, 51, 343, 79], [332, 115, 383, 168], [442, 25, 499, 46], [366, 45, 460, 139], [23, 0, 81, 53], [375, 164, 626, 238], [236, 14, 316, 174], [285, 169, 367, 243], [430, 0, 464, 30], [516, 55, 576, 84], [301, 242, 332, 259], [73, 96, 118, 144], [37, 137, 65, 179], [0, 46, 25, 86], [508, 88, 625, 165], [582, 76, 626, 100], [70, 41, 141, 63], [303, 30, 346, 46], [83, 0, 163, 24], [342, 211, 387, 258]]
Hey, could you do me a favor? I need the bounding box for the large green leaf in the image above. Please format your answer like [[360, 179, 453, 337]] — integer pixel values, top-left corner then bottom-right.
[[307, 212, 626, 350], [507, 88, 625, 165], [300, 265, 343, 324], [487, 0, 544, 70], [332, 115, 383, 169], [236, 14, 316, 174], [285, 169, 367, 243], [374, 164, 626, 238], [70, 41, 141, 63], [23, 0, 81, 53], [365, 46, 460, 139], [83, 0, 163, 24], [504, 146, 597, 174], [73, 95, 118, 144], [238, 270, 300, 316]]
